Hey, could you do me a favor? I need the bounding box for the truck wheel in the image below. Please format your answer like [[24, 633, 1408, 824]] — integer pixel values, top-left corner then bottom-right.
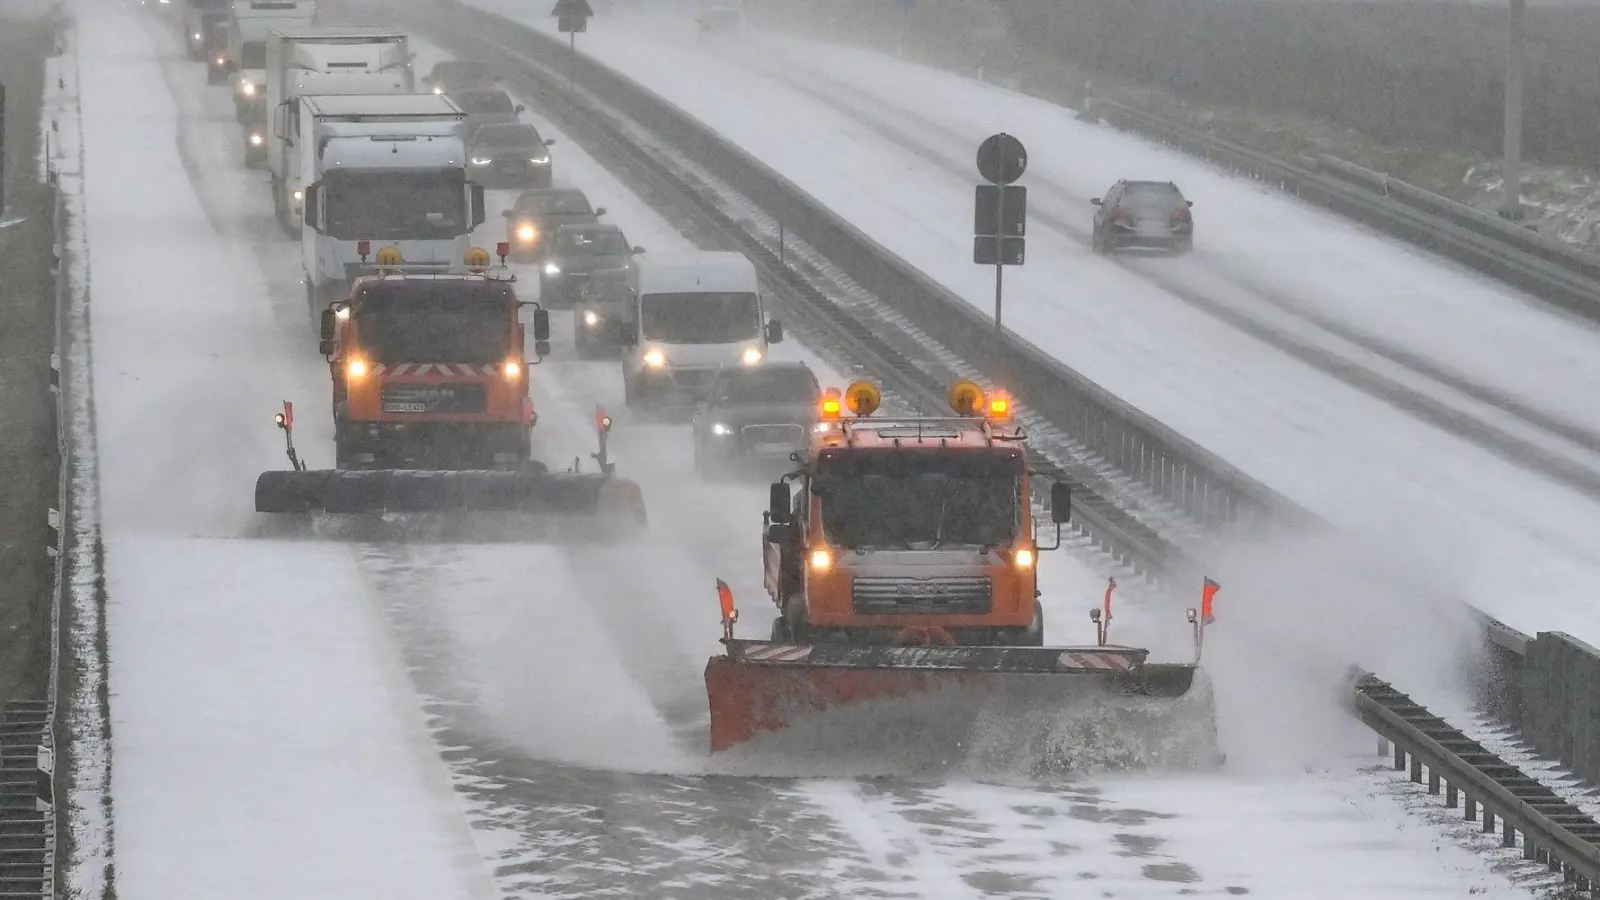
[[623, 371, 639, 407], [770, 616, 791, 642], [1020, 600, 1045, 646]]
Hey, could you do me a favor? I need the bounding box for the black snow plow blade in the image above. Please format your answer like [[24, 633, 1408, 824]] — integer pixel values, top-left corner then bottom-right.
[[254, 468, 638, 516]]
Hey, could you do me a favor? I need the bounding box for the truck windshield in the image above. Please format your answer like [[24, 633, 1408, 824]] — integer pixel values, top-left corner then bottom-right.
[[324, 171, 467, 241], [813, 450, 1021, 550], [240, 42, 265, 68], [640, 292, 759, 344], [354, 301, 510, 362]]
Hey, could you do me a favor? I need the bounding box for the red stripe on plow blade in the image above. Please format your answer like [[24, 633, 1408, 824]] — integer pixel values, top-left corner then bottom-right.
[[705, 640, 1194, 752]]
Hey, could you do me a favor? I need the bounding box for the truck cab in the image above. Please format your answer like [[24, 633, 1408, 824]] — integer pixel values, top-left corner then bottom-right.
[[318, 265, 550, 470], [620, 251, 782, 409], [298, 94, 483, 313], [182, 0, 228, 60], [762, 380, 1072, 646]]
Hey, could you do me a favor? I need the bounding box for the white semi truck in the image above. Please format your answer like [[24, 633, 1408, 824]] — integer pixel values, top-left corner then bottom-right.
[[227, 0, 317, 149], [181, 0, 228, 61], [265, 26, 412, 234], [298, 94, 487, 312]]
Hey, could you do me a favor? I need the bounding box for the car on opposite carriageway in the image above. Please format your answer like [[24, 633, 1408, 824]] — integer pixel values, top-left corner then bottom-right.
[[423, 60, 498, 94]]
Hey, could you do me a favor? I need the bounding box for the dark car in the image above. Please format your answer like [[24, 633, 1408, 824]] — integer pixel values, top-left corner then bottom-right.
[[692, 362, 821, 477], [697, 6, 747, 37], [501, 188, 604, 262], [204, 16, 230, 84], [467, 122, 555, 189], [449, 88, 525, 133], [573, 267, 634, 357], [540, 223, 643, 309], [1090, 180, 1194, 254], [423, 60, 498, 94]]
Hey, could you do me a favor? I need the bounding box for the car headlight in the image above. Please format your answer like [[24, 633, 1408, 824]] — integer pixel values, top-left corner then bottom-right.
[[192, 31, 201, 40], [432, 86, 443, 94], [516, 223, 536, 243], [470, 156, 492, 166], [530, 156, 550, 165], [740, 347, 763, 366], [248, 132, 263, 146], [583, 310, 600, 326], [543, 262, 560, 275], [241, 82, 256, 96], [812, 421, 832, 433], [292, 189, 302, 202], [711, 422, 731, 436], [642, 348, 667, 368]]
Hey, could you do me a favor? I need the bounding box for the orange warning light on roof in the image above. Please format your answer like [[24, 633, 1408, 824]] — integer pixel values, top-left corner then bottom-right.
[[821, 386, 843, 418], [988, 394, 1010, 418]]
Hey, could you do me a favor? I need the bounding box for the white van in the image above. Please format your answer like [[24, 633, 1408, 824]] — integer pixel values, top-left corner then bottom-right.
[[621, 251, 783, 408]]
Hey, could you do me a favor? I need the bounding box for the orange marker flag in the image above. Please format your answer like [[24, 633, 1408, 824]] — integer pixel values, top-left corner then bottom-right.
[[1103, 577, 1116, 619], [716, 578, 737, 623], [1201, 577, 1219, 625]]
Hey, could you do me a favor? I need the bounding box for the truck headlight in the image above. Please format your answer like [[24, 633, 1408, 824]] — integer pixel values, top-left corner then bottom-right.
[[543, 263, 560, 276], [516, 223, 536, 243], [432, 86, 444, 95], [292, 189, 303, 202], [1014, 548, 1035, 569], [711, 422, 731, 436], [740, 347, 763, 366], [241, 82, 256, 97], [470, 156, 492, 166], [642, 348, 667, 368], [583, 310, 600, 326], [530, 156, 550, 165], [248, 132, 263, 146]]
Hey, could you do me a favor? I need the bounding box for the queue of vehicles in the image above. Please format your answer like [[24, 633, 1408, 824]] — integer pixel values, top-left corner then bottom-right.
[[167, 5, 1214, 763]]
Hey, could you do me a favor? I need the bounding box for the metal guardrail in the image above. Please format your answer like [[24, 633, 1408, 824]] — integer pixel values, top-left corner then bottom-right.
[[1084, 98, 1600, 323], [1358, 674, 1600, 892], [435, 0, 1596, 796], [1314, 154, 1600, 285]]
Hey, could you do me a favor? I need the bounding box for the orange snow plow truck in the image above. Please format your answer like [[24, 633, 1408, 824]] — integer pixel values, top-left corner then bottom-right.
[[704, 379, 1213, 754], [254, 245, 644, 527]]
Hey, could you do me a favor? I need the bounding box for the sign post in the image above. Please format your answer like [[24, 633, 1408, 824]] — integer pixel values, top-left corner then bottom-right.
[[973, 132, 1027, 328], [552, 0, 594, 56]]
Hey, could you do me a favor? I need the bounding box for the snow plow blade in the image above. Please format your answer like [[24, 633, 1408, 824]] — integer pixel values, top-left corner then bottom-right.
[[705, 640, 1197, 753], [255, 468, 647, 520]]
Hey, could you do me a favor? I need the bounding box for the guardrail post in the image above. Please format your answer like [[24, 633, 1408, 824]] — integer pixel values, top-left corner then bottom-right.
[[1523, 633, 1550, 756], [1554, 636, 1574, 769], [1586, 645, 1600, 784]]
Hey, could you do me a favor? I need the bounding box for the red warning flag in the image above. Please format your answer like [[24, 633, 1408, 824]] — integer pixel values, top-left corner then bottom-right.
[[1201, 577, 1219, 625], [716, 578, 737, 623], [1103, 577, 1117, 619]]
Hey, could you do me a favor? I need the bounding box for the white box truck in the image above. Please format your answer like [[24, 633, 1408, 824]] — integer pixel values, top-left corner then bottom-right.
[[298, 94, 487, 312], [265, 26, 412, 233], [620, 251, 784, 408], [227, 0, 316, 137], [182, 0, 229, 61]]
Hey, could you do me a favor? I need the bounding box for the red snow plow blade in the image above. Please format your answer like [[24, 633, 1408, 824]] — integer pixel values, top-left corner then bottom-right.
[[705, 640, 1199, 752]]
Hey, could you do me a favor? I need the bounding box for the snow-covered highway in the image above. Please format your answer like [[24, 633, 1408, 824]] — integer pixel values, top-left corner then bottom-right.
[[51, 0, 1568, 894]]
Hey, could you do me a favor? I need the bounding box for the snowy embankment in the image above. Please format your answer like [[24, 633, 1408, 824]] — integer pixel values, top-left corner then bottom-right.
[[69, 0, 499, 895], [460, 2, 1600, 653]]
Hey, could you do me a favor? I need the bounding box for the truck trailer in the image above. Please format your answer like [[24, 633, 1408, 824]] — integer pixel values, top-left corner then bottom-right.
[[265, 25, 412, 233], [228, 0, 317, 143]]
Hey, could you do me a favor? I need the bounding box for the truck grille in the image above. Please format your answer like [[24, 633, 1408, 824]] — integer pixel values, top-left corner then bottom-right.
[[380, 383, 486, 414], [851, 576, 993, 615], [740, 424, 804, 449]]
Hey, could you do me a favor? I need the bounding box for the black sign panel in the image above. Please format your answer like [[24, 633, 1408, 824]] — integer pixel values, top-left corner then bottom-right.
[[973, 235, 1025, 266], [550, 0, 594, 15], [976, 132, 1027, 185], [558, 14, 588, 32], [974, 184, 1026, 237]]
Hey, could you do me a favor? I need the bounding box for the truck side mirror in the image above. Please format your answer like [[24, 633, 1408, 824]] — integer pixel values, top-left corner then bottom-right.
[[532, 308, 550, 341], [514, 104, 526, 114], [544, 137, 556, 146], [318, 339, 335, 356], [765, 319, 784, 344], [471, 183, 486, 228], [768, 481, 791, 524], [1090, 197, 1102, 206], [534, 340, 551, 359], [500, 208, 514, 219], [1050, 481, 1071, 524], [302, 183, 320, 232], [631, 245, 645, 254], [766, 522, 791, 544], [319, 308, 336, 341], [594, 207, 607, 217]]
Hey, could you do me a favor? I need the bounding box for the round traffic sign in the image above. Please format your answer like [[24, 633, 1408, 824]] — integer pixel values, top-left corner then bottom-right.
[[976, 132, 1027, 185]]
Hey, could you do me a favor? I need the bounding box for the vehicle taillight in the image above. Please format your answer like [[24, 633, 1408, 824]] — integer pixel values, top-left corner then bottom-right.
[[1173, 206, 1191, 222], [1110, 208, 1134, 223]]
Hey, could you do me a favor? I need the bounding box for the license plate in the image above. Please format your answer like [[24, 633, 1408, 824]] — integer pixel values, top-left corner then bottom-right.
[[383, 401, 428, 413], [750, 442, 794, 455]]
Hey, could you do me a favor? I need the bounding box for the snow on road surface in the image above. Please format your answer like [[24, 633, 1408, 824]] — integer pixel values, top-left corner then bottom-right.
[[78, 2, 497, 896], [67, 4, 1551, 895], [465, 3, 1600, 648]]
